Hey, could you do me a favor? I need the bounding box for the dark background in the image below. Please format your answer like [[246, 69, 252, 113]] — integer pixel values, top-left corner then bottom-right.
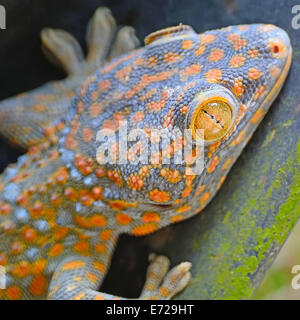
[[0, 0, 299, 299]]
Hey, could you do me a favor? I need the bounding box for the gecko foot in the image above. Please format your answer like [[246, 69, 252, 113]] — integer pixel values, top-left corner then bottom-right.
[[41, 7, 140, 76], [139, 255, 192, 300]]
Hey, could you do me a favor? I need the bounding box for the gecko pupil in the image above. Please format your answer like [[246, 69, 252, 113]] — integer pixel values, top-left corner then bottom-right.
[[194, 100, 232, 141]]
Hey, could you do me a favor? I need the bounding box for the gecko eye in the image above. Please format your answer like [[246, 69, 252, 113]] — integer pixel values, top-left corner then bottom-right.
[[187, 87, 239, 143], [193, 100, 233, 141]]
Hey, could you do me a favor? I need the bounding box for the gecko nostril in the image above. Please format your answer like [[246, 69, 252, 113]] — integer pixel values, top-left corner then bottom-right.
[[273, 45, 279, 53]]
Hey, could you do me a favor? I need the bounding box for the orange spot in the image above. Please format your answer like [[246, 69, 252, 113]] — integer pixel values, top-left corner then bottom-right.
[[229, 54, 246, 68], [207, 156, 219, 173], [217, 176, 226, 190], [160, 168, 181, 183], [196, 185, 206, 196], [222, 157, 232, 170], [147, 100, 165, 112], [92, 187, 103, 200], [74, 215, 91, 229], [142, 212, 161, 223], [132, 223, 158, 236], [55, 167, 69, 185], [127, 174, 144, 191], [107, 170, 123, 187], [50, 193, 62, 206], [139, 88, 157, 102], [74, 241, 90, 256], [116, 213, 132, 225], [159, 286, 172, 298], [53, 226, 69, 241], [95, 243, 106, 254], [6, 286, 22, 300], [209, 48, 224, 62], [89, 103, 103, 117], [29, 275, 47, 296], [182, 186, 192, 198], [23, 227, 37, 242], [115, 66, 132, 82], [230, 130, 245, 146], [171, 214, 185, 222], [86, 272, 99, 284], [194, 44, 206, 56], [208, 141, 222, 158], [164, 52, 182, 63], [32, 104, 45, 113], [10, 241, 25, 255], [248, 48, 259, 58], [176, 204, 191, 213], [181, 64, 202, 79], [0, 202, 11, 215], [182, 40, 194, 49], [205, 68, 222, 83], [227, 33, 247, 50], [108, 200, 137, 211], [90, 214, 107, 228], [269, 65, 281, 78], [200, 192, 210, 204], [32, 259, 47, 274], [253, 86, 266, 101], [93, 261, 106, 274], [131, 111, 145, 122], [98, 79, 110, 92], [248, 68, 262, 80], [30, 201, 44, 218], [100, 229, 113, 241], [12, 261, 31, 278], [233, 77, 245, 97], [64, 187, 78, 201], [94, 294, 105, 300], [180, 105, 188, 114], [201, 34, 216, 44], [61, 260, 86, 271], [75, 154, 94, 176], [147, 56, 157, 67], [49, 243, 64, 258], [73, 292, 85, 300], [0, 252, 7, 265], [250, 108, 264, 124], [82, 127, 94, 142], [125, 70, 175, 99], [149, 189, 170, 203], [79, 190, 94, 207], [95, 167, 106, 178]]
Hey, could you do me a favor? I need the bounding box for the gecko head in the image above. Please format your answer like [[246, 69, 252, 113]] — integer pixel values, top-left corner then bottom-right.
[[132, 23, 292, 227], [59, 23, 291, 234], [178, 24, 292, 211], [139, 23, 292, 205]]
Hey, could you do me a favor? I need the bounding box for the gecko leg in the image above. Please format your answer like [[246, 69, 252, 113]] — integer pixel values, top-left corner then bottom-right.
[[48, 256, 125, 300], [139, 255, 192, 300], [47, 255, 191, 300], [42, 7, 140, 75]]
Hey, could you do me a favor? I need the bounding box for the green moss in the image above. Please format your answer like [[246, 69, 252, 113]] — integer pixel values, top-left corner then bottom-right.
[[180, 138, 300, 300], [220, 139, 300, 298]]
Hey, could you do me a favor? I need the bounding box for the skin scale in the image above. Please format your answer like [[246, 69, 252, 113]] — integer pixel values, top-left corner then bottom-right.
[[0, 7, 292, 299]]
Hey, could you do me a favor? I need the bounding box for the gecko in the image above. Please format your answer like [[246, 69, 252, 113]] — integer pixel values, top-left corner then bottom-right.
[[0, 7, 292, 299]]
